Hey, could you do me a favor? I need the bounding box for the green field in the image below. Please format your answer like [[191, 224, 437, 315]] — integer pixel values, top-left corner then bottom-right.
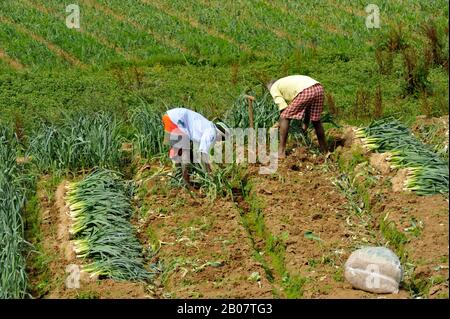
[[0, 0, 448, 129], [0, 0, 448, 300]]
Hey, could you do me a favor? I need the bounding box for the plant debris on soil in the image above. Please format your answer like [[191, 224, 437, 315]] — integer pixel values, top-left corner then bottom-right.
[[136, 183, 273, 298], [28, 120, 449, 299]]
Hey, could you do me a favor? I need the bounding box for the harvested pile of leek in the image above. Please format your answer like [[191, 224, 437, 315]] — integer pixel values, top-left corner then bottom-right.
[[355, 118, 448, 196], [66, 169, 155, 281]]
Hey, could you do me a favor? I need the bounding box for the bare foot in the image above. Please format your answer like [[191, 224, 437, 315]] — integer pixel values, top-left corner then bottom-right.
[[278, 150, 286, 159], [185, 183, 196, 192]]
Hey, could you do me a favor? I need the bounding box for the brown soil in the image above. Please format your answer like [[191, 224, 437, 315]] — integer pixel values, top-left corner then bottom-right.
[[28, 120, 448, 299], [372, 191, 448, 264], [137, 177, 273, 298], [369, 152, 392, 175], [32, 178, 149, 299], [250, 148, 406, 298], [248, 135, 448, 298], [0, 48, 25, 70], [392, 169, 409, 193], [370, 178, 449, 298], [327, 126, 368, 154], [54, 181, 76, 262]]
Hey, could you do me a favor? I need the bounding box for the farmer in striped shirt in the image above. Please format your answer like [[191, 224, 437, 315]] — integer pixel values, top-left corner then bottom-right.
[[267, 75, 327, 157]]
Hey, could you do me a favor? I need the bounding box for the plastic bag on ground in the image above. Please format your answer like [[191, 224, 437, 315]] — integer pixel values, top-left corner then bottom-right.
[[344, 246, 402, 294]]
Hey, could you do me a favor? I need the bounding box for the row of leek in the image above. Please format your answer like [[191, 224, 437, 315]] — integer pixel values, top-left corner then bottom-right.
[[27, 113, 123, 173], [355, 118, 448, 195], [65, 169, 156, 282], [0, 128, 28, 298]]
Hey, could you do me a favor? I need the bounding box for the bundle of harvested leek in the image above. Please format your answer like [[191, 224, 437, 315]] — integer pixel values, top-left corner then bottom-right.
[[355, 118, 448, 195], [66, 169, 155, 281]]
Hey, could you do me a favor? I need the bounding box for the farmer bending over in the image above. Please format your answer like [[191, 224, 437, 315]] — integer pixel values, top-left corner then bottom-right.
[[267, 75, 327, 157], [162, 107, 227, 186]]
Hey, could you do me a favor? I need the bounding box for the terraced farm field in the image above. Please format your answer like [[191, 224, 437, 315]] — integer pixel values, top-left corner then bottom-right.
[[0, 0, 448, 299]]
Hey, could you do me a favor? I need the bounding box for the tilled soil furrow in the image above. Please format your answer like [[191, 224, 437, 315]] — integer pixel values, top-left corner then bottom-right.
[[138, 182, 273, 298], [251, 146, 411, 298]]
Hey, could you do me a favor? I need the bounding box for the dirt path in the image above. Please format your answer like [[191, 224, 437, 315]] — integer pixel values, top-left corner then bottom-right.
[[250, 147, 411, 298], [250, 126, 449, 299], [0, 47, 25, 71], [370, 175, 449, 298]]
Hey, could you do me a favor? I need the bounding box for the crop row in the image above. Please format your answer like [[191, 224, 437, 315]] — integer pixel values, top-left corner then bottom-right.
[[66, 169, 156, 281], [1, 0, 447, 70], [0, 128, 29, 298]]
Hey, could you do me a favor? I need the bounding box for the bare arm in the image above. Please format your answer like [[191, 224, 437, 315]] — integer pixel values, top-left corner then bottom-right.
[[172, 147, 192, 187], [181, 163, 191, 185], [270, 86, 288, 111], [201, 153, 212, 173]]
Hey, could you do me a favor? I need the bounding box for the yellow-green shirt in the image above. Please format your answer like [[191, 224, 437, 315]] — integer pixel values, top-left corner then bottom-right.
[[269, 75, 319, 111]]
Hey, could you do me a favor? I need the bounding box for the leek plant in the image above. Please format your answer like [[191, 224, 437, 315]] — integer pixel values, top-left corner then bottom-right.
[[189, 164, 239, 200], [356, 118, 449, 195], [66, 169, 156, 282], [27, 112, 123, 173], [130, 105, 168, 160], [226, 92, 279, 129], [0, 128, 28, 298], [226, 92, 338, 130], [165, 162, 245, 201]]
